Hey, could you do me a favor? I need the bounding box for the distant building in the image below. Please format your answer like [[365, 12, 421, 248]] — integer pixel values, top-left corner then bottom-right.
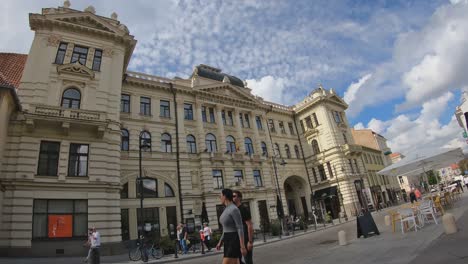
[[389, 152, 419, 195]]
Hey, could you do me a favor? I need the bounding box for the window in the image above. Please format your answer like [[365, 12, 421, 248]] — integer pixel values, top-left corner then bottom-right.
[[327, 162, 334, 178], [165, 183, 175, 197], [244, 114, 250, 128], [288, 122, 295, 135], [398, 176, 404, 184], [37, 141, 60, 176], [205, 133, 217, 153], [136, 207, 160, 237], [312, 167, 318, 183], [274, 143, 281, 157], [184, 103, 193, 120], [239, 113, 244, 128], [71, 45, 88, 65], [333, 111, 342, 123], [202, 106, 207, 122], [227, 111, 234, 126], [140, 97, 151, 116], [121, 94, 130, 113], [161, 133, 172, 152], [186, 135, 197, 154], [363, 154, 368, 163], [54, 42, 68, 64], [160, 100, 170, 118], [33, 199, 87, 239], [261, 142, 268, 156], [121, 129, 129, 151], [294, 145, 300, 159], [305, 117, 313, 129], [300, 121, 305, 133], [92, 49, 102, 71], [354, 159, 360, 173], [279, 121, 286, 134], [226, 136, 236, 153], [268, 119, 276, 133], [349, 159, 355, 174], [68, 144, 89, 177], [140, 131, 152, 151], [61, 88, 81, 109], [213, 170, 224, 189], [256, 116, 263, 130], [222, 110, 226, 125], [120, 183, 128, 199], [209, 107, 215, 123], [234, 170, 243, 183], [121, 209, 129, 241], [312, 113, 319, 127], [311, 140, 320, 154], [137, 178, 158, 198], [245, 138, 254, 155], [318, 164, 326, 181], [285, 144, 291, 158], [343, 133, 348, 144], [253, 170, 263, 187]]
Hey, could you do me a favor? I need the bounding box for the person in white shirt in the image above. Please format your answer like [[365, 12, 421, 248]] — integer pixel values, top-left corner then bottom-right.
[[464, 177, 468, 189], [202, 223, 212, 251], [90, 227, 101, 264]]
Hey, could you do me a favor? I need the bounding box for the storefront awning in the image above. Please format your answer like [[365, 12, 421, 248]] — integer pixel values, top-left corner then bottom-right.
[[313, 186, 338, 200]]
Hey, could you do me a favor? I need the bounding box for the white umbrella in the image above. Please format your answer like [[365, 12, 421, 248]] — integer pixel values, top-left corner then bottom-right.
[[378, 148, 465, 177]]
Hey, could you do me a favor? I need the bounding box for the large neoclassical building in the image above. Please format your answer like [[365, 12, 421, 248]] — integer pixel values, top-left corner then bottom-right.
[[0, 2, 399, 256]]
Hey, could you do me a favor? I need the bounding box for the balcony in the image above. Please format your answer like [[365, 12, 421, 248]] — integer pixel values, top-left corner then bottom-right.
[[303, 127, 319, 138], [25, 104, 107, 137], [342, 144, 362, 156]]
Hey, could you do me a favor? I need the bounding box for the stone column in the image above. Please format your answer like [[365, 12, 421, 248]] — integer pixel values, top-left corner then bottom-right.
[[216, 105, 226, 153], [194, 100, 205, 152], [251, 111, 262, 154], [176, 98, 186, 153], [234, 108, 246, 153]]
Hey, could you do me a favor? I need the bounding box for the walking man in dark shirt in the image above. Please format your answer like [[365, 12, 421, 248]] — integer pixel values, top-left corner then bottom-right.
[[233, 190, 254, 264]]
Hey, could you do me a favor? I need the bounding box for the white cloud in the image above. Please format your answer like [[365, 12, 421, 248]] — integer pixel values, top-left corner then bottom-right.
[[353, 122, 365, 130], [246, 76, 289, 104], [344, 74, 371, 105]]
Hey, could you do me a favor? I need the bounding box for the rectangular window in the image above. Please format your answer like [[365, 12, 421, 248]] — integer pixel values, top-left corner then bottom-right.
[[305, 117, 313, 129], [234, 170, 243, 183], [137, 178, 158, 198], [312, 113, 319, 127], [140, 97, 151, 115], [288, 122, 295, 135], [268, 119, 276, 133], [279, 121, 286, 134], [244, 114, 250, 128], [54, 42, 68, 64], [68, 144, 89, 177], [349, 159, 355, 174], [318, 164, 326, 181], [202, 106, 207, 122], [213, 170, 224, 189], [253, 170, 263, 187], [37, 141, 60, 176], [300, 121, 305, 133], [33, 199, 88, 239], [333, 111, 342, 123], [160, 100, 171, 118], [209, 107, 215, 123], [92, 49, 102, 71], [121, 94, 130, 113], [222, 110, 226, 125], [71, 45, 88, 65], [354, 159, 360, 174], [326, 162, 334, 179], [184, 103, 193, 120], [239, 113, 244, 128], [137, 207, 160, 239], [227, 111, 233, 126], [121, 209, 130, 241], [255, 116, 263, 130], [312, 167, 318, 183]]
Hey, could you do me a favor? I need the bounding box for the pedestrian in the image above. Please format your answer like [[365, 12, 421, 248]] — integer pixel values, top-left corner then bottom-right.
[[216, 188, 247, 264], [409, 189, 417, 204], [83, 228, 93, 263], [179, 223, 188, 254], [89, 227, 101, 264], [464, 177, 468, 190], [203, 223, 212, 251], [233, 190, 254, 264], [414, 188, 422, 199], [176, 224, 182, 253]]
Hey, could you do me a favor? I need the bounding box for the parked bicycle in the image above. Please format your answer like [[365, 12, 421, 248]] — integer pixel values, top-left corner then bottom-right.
[[128, 240, 164, 261]]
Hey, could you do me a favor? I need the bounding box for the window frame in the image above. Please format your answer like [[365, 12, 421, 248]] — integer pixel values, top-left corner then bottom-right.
[[202, 106, 208, 122], [92, 49, 102, 71], [227, 111, 234, 126], [140, 96, 151, 116], [184, 103, 193, 120], [61, 88, 81, 109], [161, 133, 172, 153], [208, 107, 215, 123], [205, 133, 217, 153], [268, 119, 276, 133], [37, 141, 60, 176], [294, 145, 300, 159], [67, 143, 89, 177], [288, 122, 295, 135], [160, 100, 171, 118], [284, 144, 291, 159], [226, 135, 236, 153], [136, 178, 158, 198], [212, 170, 224, 189], [140, 131, 152, 152], [244, 114, 250, 128], [311, 140, 320, 154], [70, 45, 88, 65], [245, 137, 254, 155], [318, 164, 327, 181], [253, 170, 263, 187], [121, 94, 130, 113], [165, 183, 175, 197], [261, 142, 268, 156], [54, 42, 68, 65], [121, 129, 130, 151], [186, 135, 197, 154], [255, 116, 263, 130], [279, 121, 286, 134], [234, 170, 243, 183]]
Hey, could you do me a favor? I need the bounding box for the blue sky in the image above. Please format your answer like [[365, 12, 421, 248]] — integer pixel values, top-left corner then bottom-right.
[[1, 0, 468, 154]]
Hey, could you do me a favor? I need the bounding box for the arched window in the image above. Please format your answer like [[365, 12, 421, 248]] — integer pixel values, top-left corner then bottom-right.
[[140, 131, 152, 152], [186, 135, 197, 154], [261, 142, 268, 156], [165, 183, 175, 197], [274, 143, 281, 157], [285, 144, 291, 158], [61, 88, 81, 109], [311, 139, 320, 154], [205, 133, 217, 153], [121, 129, 129, 151], [294, 145, 300, 159], [245, 137, 254, 155], [161, 133, 172, 152], [226, 135, 236, 153]]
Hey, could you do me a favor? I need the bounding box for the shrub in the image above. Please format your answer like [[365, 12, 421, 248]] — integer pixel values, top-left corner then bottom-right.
[[159, 236, 176, 254], [270, 219, 281, 236]]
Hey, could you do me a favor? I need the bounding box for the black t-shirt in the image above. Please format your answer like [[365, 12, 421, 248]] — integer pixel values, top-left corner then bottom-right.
[[238, 204, 251, 242], [179, 227, 187, 240]]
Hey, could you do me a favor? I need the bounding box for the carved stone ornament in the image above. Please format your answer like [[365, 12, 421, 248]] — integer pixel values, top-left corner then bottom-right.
[[63, 0, 71, 8], [47, 35, 62, 47], [62, 80, 86, 88], [103, 47, 114, 57], [84, 5, 96, 14], [57, 62, 95, 79], [111, 12, 118, 20]]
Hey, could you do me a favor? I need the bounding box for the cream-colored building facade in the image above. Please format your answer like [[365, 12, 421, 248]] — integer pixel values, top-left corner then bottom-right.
[[0, 3, 379, 256]]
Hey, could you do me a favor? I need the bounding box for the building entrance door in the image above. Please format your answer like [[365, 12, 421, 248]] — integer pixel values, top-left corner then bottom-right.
[[257, 200, 270, 231]]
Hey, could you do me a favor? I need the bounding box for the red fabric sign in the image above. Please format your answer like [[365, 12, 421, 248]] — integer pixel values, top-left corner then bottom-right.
[[48, 215, 73, 238]]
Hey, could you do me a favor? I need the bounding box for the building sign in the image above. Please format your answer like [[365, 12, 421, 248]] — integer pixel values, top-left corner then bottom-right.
[[48, 215, 73, 238]]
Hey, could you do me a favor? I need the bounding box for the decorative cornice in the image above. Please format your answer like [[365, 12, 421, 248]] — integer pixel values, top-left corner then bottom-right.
[[57, 62, 95, 79], [46, 34, 61, 47]]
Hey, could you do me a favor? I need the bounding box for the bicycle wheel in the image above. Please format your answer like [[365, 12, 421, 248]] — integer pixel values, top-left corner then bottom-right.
[[128, 246, 142, 261], [151, 247, 164, 259]]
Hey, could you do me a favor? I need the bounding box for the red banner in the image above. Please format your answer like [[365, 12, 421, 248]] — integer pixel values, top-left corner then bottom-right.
[[48, 215, 73, 238]]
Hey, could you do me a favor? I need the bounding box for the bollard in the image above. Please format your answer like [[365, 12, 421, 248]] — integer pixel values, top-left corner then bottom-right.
[[174, 240, 178, 258], [384, 215, 391, 226], [338, 230, 347, 246], [442, 213, 457, 234]]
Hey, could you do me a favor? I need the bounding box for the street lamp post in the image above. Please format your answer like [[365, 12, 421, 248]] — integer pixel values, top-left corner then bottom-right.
[[138, 132, 151, 242], [272, 154, 287, 236]]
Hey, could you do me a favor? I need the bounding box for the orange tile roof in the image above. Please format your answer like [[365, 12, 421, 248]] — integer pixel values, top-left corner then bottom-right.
[[0, 53, 28, 89]]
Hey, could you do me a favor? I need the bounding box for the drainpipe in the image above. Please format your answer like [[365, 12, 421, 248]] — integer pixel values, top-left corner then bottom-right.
[[169, 83, 184, 223]]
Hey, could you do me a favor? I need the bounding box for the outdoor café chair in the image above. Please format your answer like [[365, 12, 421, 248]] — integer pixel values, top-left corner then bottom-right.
[[398, 208, 418, 234], [418, 200, 438, 226]]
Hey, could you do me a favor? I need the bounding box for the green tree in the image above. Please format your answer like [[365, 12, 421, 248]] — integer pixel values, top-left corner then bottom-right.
[[458, 158, 468, 175], [426, 170, 441, 185]]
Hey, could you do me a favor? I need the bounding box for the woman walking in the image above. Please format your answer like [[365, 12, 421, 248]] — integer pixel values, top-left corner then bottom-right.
[[216, 189, 247, 264]]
